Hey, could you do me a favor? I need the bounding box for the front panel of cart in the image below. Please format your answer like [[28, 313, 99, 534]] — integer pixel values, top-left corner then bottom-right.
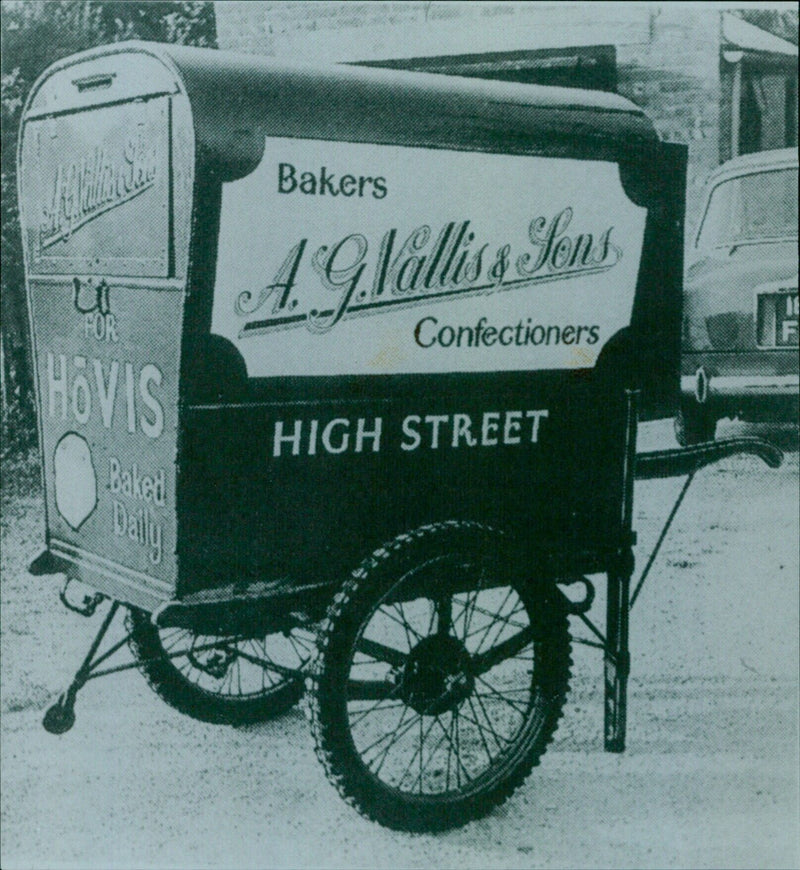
[[179, 137, 648, 594], [18, 60, 194, 608]]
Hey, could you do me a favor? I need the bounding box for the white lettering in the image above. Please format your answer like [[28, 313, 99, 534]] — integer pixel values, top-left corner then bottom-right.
[[84, 312, 119, 343], [94, 359, 118, 429], [125, 362, 136, 434], [274, 420, 302, 457], [503, 410, 523, 444], [355, 417, 382, 453], [45, 353, 164, 437], [481, 412, 500, 446], [113, 499, 126, 535], [139, 364, 164, 439], [322, 418, 350, 454], [425, 415, 449, 450], [452, 413, 477, 448], [268, 410, 549, 458], [109, 458, 167, 506], [400, 415, 421, 451], [526, 409, 549, 442], [47, 352, 68, 420], [112, 499, 162, 564], [71, 373, 92, 424], [308, 418, 319, 456], [109, 457, 121, 493]]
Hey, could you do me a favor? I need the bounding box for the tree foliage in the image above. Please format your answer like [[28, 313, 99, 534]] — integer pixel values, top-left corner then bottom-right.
[[0, 2, 216, 447]]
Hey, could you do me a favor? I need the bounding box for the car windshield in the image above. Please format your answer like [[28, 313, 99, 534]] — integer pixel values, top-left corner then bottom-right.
[[697, 166, 798, 248]]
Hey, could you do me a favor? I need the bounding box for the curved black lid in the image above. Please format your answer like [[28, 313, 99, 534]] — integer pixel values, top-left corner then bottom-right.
[[24, 41, 659, 181]]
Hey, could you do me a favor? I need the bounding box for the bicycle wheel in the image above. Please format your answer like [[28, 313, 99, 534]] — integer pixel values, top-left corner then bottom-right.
[[308, 522, 571, 831], [127, 608, 314, 724]]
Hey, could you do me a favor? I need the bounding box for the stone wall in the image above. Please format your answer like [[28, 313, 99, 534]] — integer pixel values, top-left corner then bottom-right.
[[615, 6, 720, 227], [216, 2, 653, 61]]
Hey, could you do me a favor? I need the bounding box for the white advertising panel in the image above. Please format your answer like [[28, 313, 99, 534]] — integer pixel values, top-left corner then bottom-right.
[[212, 137, 647, 377]]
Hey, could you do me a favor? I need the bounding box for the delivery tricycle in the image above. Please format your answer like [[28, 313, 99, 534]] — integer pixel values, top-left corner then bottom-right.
[[17, 42, 782, 831]]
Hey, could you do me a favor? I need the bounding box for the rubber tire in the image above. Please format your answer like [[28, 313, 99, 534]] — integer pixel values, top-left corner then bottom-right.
[[126, 608, 305, 725], [675, 402, 717, 446], [307, 521, 572, 832]]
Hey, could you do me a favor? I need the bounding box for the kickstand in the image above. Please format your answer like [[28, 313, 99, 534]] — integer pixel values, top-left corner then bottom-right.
[[43, 600, 122, 734]]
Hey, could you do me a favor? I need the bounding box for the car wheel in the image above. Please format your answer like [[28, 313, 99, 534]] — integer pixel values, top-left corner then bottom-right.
[[674, 402, 717, 446]]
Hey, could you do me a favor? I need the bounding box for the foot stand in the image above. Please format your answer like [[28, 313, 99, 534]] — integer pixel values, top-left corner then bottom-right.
[[41, 599, 296, 734], [43, 601, 127, 734]]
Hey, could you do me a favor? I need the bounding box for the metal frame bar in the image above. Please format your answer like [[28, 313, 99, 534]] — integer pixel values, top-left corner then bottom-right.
[[571, 428, 778, 752], [570, 468, 695, 660], [630, 472, 695, 609], [603, 390, 638, 753], [565, 395, 700, 751], [46, 603, 315, 725], [604, 566, 630, 752]]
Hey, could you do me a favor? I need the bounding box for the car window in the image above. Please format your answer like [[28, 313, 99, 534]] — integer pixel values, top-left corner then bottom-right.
[[696, 167, 798, 248]]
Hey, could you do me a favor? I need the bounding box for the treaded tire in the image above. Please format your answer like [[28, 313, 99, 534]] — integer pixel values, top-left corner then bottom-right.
[[307, 521, 571, 831], [126, 608, 308, 725]]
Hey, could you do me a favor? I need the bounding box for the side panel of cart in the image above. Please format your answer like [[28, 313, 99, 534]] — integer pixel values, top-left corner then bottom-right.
[[18, 51, 195, 611], [166, 46, 686, 602], [181, 140, 653, 598]]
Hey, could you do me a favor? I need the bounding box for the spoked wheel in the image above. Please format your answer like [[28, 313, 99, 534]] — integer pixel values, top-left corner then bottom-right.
[[308, 522, 572, 831], [126, 608, 315, 724]]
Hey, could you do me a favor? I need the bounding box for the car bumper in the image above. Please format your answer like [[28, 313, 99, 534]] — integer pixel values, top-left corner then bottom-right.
[[681, 372, 800, 401]]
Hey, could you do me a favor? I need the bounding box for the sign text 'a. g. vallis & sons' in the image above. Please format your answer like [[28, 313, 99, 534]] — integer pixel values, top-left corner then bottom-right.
[[234, 205, 621, 339]]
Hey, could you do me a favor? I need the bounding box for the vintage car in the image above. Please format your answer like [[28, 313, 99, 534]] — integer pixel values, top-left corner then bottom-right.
[[678, 147, 799, 444]]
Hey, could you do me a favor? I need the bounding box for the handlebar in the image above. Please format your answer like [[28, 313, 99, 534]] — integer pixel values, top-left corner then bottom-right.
[[635, 437, 784, 480]]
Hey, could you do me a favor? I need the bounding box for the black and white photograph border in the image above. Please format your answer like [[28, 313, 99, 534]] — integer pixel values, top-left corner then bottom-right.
[[1, 2, 798, 868]]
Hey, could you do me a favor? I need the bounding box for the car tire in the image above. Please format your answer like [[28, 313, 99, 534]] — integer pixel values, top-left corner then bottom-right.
[[674, 402, 717, 446]]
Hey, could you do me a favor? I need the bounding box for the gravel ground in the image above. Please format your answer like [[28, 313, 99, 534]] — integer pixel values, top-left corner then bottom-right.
[[1, 420, 798, 870]]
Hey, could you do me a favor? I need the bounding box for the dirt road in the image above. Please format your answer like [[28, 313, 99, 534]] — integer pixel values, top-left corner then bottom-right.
[[2, 421, 798, 869]]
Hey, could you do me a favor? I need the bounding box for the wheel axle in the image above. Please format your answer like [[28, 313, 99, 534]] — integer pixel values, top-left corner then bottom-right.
[[400, 634, 474, 715]]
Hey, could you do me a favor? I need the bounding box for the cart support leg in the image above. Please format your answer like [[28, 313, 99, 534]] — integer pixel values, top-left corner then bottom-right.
[[604, 561, 631, 752], [43, 601, 120, 734], [604, 389, 638, 752]]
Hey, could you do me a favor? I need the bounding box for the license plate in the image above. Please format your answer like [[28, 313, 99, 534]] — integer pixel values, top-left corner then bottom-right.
[[757, 292, 799, 348]]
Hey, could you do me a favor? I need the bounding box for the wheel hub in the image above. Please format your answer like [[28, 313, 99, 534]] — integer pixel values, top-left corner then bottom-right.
[[188, 644, 237, 678], [400, 634, 474, 715]]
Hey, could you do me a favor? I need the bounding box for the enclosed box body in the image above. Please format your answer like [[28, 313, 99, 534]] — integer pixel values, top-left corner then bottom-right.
[[19, 43, 685, 614]]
